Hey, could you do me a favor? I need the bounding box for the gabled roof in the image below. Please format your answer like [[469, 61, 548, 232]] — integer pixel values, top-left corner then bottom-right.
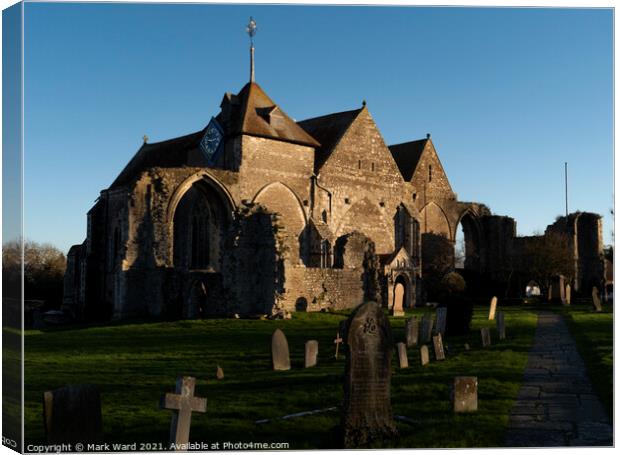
[[388, 138, 429, 181], [217, 82, 320, 147], [109, 130, 205, 189], [297, 108, 363, 171]]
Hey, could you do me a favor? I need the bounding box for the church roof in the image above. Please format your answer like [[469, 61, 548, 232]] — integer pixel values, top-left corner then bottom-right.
[[297, 108, 363, 171], [217, 82, 320, 148], [388, 138, 428, 181]]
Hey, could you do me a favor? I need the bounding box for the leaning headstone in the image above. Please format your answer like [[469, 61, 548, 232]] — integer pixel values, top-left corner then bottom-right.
[[453, 377, 478, 412], [432, 334, 445, 360], [304, 340, 319, 368], [342, 301, 398, 448], [480, 328, 491, 347], [565, 283, 572, 305], [396, 342, 408, 369], [160, 376, 207, 448], [435, 307, 447, 336], [271, 329, 291, 370], [216, 365, 224, 380], [488, 296, 498, 320], [496, 311, 506, 340], [405, 317, 419, 347], [420, 345, 430, 366], [592, 287, 603, 312], [420, 314, 434, 344], [43, 384, 103, 444]]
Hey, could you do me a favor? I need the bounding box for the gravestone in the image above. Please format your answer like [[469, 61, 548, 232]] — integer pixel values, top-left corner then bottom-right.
[[305, 340, 319, 368], [480, 328, 491, 347], [435, 307, 447, 336], [391, 282, 405, 317], [432, 334, 445, 360], [396, 342, 408, 368], [420, 345, 430, 366], [43, 384, 103, 444], [464, 343, 470, 351], [453, 377, 478, 412], [496, 311, 506, 340], [216, 366, 224, 380], [405, 317, 418, 347], [271, 329, 291, 370], [420, 314, 434, 344], [341, 301, 398, 448], [565, 283, 571, 305], [592, 287, 603, 312], [160, 376, 207, 448], [334, 332, 343, 359], [488, 296, 498, 320]]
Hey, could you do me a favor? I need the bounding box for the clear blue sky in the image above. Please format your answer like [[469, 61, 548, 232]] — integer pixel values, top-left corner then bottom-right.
[[22, 3, 613, 253]]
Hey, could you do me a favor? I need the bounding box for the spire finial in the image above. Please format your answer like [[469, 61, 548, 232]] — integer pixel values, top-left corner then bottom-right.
[[246, 17, 257, 82], [143, 134, 149, 144]]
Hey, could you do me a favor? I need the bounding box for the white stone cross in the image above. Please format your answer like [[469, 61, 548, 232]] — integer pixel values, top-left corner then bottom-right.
[[160, 376, 207, 449], [334, 332, 343, 359]]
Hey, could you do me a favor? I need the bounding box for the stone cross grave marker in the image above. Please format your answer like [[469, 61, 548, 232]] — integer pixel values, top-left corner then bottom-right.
[[396, 342, 408, 368], [488, 296, 498, 320], [43, 384, 103, 445], [496, 311, 506, 340], [334, 332, 343, 359], [565, 283, 571, 305], [405, 316, 418, 347], [453, 377, 478, 412], [420, 314, 434, 344], [435, 307, 447, 337], [480, 328, 491, 348], [271, 328, 291, 370], [305, 340, 319, 368], [342, 301, 397, 448], [391, 282, 405, 317], [592, 287, 603, 312], [160, 376, 207, 449], [432, 334, 445, 361], [420, 345, 430, 366]]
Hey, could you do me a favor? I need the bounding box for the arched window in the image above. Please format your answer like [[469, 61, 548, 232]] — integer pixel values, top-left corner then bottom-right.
[[320, 240, 332, 268], [190, 211, 210, 269]]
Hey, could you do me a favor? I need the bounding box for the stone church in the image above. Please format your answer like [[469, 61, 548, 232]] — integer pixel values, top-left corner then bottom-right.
[[63, 35, 606, 321]]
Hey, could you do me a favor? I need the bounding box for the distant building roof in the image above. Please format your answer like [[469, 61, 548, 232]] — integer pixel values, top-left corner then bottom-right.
[[297, 108, 363, 171], [388, 139, 429, 181]]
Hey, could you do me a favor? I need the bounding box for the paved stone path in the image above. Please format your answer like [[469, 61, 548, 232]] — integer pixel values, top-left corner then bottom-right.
[[504, 312, 613, 447]]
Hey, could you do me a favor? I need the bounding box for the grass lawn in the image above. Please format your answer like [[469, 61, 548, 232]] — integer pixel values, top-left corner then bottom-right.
[[24, 306, 538, 449], [559, 303, 614, 419]]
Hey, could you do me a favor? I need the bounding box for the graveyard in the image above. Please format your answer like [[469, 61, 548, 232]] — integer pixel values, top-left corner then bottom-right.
[[22, 301, 612, 449]]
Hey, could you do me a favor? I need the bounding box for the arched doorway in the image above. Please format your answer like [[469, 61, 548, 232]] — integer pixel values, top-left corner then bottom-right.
[[391, 275, 410, 314], [454, 211, 481, 272], [185, 280, 208, 319]]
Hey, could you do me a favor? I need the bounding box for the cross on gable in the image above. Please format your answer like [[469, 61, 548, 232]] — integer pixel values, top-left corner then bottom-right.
[[160, 376, 207, 449]]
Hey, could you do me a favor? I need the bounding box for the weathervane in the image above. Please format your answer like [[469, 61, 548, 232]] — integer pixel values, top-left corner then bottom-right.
[[247, 16, 257, 82]]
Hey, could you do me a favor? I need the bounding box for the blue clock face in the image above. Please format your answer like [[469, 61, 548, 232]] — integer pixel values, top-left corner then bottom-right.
[[200, 118, 224, 164]]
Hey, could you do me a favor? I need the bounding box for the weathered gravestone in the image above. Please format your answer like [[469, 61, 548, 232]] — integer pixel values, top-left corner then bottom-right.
[[565, 283, 572, 305], [405, 317, 418, 347], [391, 282, 405, 317], [216, 365, 224, 380], [592, 287, 603, 312], [480, 328, 491, 347], [432, 334, 445, 360], [464, 343, 470, 351], [160, 376, 207, 449], [334, 332, 343, 359], [435, 307, 447, 336], [305, 340, 319, 368], [271, 328, 291, 370], [420, 314, 434, 344], [453, 376, 478, 413], [341, 301, 398, 448], [396, 342, 408, 369], [496, 311, 506, 340], [420, 345, 430, 366], [43, 384, 103, 445], [488, 296, 498, 320]]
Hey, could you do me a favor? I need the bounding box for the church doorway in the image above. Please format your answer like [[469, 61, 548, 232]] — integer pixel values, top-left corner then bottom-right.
[[391, 275, 409, 312], [185, 280, 208, 319]]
